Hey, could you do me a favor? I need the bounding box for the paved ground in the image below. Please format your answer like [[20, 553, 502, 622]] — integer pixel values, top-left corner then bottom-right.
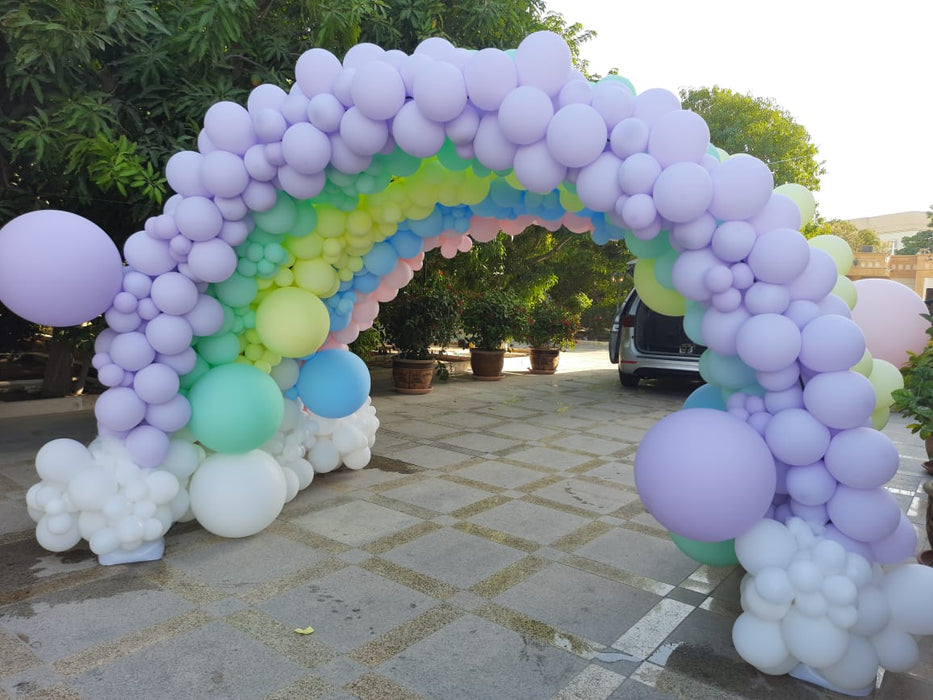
[[1, 342, 931, 700]]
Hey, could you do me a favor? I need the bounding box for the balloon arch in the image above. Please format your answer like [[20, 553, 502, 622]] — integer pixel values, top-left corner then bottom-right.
[[2, 30, 932, 695]]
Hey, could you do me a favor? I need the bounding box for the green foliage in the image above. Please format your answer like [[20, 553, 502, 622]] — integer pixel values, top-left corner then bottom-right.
[[379, 270, 461, 359], [522, 302, 584, 349], [895, 209, 933, 254], [821, 220, 883, 252], [680, 86, 824, 193], [891, 314, 933, 440], [348, 323, 385, 363], [460, 289, 527, 350]]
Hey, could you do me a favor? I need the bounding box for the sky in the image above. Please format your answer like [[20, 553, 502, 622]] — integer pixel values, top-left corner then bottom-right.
[[544, 0, 932, 222]]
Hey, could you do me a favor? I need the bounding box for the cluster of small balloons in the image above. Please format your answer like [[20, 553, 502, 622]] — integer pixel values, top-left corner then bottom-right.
[[733, 518, 933, 693]]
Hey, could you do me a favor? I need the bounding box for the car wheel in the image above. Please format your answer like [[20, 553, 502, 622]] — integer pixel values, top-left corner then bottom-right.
[[619, 372, 639, 388]]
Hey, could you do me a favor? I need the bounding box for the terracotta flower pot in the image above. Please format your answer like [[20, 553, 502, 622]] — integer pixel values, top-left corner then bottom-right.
[[469, 348, 505, 381], [528, 347, 560, 374], [392, 358, 435, 394], [926, 435, 933, 460]]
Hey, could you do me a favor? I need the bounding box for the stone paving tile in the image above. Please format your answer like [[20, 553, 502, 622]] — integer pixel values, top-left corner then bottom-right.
[[437, 431, 522, 453], [493, 562, 663, 647], [549, 434, 630, 456], [485, 421, 560, 441], [290, 501, 422, 548], [389, 444, 473, 469], [532, 478, 639, 515], [376, 614, 588, 700], [259, 566, 435, 654], [504, 446, 592, 471], [575, 530, 699, 587], [467, 500, 590, 545], [379, 528, 525, 589], [379, 477, 492, 514], [70, 620, 305, 700]]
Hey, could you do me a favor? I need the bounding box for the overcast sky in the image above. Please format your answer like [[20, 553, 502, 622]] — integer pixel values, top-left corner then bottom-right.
[[544, 0, 932, 221]]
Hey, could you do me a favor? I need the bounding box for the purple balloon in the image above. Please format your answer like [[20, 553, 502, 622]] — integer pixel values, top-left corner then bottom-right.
[[590, 81, 633, 128], [126, 424, 171, 468], [463, 48, 517, 112], [133, 363, 180, 405], [786, 247, 838, 301], [156, 347, 198, 375], [743, 282, 790, 315], [788, 499, 829, 527], [785, 461, 838, 506], [610, 118, 649, 159], [765, 408, 830, 466], [634, 408, 776, 542], [339, 107, 390, 157], [700, 305, 750, 356], [150, 272, 199, 316], [350, 60, 406, 121], [802, 370, 876, 430], [546, 103, 607, 168], [515, 31, 572, 97], [652, 162, 714, 224], [708, 154, 773, 221], [821, 524, 874, 560], [109, 331, 156, 371], [95, 386, 147, 432], [647, 109, 710, 167], [308, 93, 345, 133], [748, 193, 802, 234], [145, 393, 192, 433], [798, 314, 866, 373], [200, 150, 250, 199], [295, 48, 342, 98], [0, 211, 124, 327], [670, 213, 716, 250], [869, 513, 918, 564], [673, 248, 720, 302], [203, 101, 256, 155], [513, 141, 567, 194], [735, 313, 802, 373], [281, 122, 331, 174], [827, 484, 901, 543], [392, 101, 446, 159], [747, 228, 811, 284], [145, 313, 194, 356], [824, 427, 899, 489], [412, 60, 467, 123], [498, 86, 554, 146]]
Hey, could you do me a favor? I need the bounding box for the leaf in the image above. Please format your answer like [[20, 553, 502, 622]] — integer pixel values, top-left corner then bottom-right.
[[293, 626, 315, 635]]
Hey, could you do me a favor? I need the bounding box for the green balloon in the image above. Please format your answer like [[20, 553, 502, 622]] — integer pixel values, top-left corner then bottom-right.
[[253, 191, 298, 234], [197, 332, 242, 366], [670, 532, 738, 567], [213, 273, 258, 309], [624, 229, 673, 261], [188, 363, 284, 454]]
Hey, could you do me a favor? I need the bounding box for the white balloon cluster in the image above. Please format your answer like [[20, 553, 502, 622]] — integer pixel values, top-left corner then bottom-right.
[[25, 437, 184, 560], [733, 517, 933, 693]]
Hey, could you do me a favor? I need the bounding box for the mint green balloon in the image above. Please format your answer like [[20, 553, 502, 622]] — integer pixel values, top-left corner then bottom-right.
[[670, 532, 738, 567], [213, 273, 258, 308], [624, 229, 673, 260], [188, 363, 284, 453], [253, 191, 297, 234], [197, 332, 241, 366]]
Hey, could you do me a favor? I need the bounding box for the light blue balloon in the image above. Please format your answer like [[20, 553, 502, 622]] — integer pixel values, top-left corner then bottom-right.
[[389, 229, 424, 258], [297, 349, 371, 419], [683, 384, 727, 411], [362, 241, 397, 276], [408, 209, 444, 237], [684, 301, 706, 346], [699, 350, 757, 390]]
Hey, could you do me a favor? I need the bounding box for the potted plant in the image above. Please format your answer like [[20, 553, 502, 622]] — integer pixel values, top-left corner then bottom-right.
[[890, 312, 933, 468], [460, 289, 527, 380], [522, 300, 585, 375], [379, 271, 461, 394]]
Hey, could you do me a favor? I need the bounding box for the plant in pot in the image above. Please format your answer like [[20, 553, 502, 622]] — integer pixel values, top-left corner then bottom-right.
[[521, 296, 587, 374], [379, 272, 461, 394], [890, 312, 933, 469], [460, 289, 527, 380]]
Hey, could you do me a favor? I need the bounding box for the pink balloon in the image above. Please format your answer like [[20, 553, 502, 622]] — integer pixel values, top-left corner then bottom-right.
[[634, 408, 776, 542], [468, 217, 501, 242], [0, 211, 123, 327], [850, 278, 930, 367]]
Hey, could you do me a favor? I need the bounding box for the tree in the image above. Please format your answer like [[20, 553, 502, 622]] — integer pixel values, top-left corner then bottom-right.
[[895, 206, 933, 254], [1, 0, 592, 390], [680, 86, 825, 193], [822, 220, 883, 253]]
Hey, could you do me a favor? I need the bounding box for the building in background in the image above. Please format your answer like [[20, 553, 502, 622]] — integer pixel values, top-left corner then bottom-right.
[[846, 211, 932, 310]]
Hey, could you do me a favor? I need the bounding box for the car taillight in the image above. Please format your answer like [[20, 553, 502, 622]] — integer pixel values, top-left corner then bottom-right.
[[620, 315, 635, 328]]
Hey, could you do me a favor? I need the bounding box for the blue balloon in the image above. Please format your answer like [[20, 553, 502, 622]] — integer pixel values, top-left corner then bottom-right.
[[489, 179, 523, 208], [408, 209, 444, 237], [389, 229, 424, 258], [353, 271, 380, 293], [297, 349, 371, 418], [683, 384, 727, 411], [362, 241, 397, 276], [327, 307, 351, 332]]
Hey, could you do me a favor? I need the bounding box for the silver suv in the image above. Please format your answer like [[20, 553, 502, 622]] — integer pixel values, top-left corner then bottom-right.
[[608, 289, 704, 387]]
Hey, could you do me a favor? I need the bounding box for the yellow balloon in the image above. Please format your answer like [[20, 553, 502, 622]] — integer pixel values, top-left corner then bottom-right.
[[285, 232, 324, 259], [347, 210, 373, 236], [254, 287, 329, 358], [850, 348, 873, 377], [316, 207, 346, 238], [870, 404, 890, 431], [809, 235, 854, 275], [774, 183, 816, 226], [832, 275, 857, 309], [559, 187, 584, 212], [293, 259, 339, 297], [868, 358, 904, 409], [634, 258, 686, 316]]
